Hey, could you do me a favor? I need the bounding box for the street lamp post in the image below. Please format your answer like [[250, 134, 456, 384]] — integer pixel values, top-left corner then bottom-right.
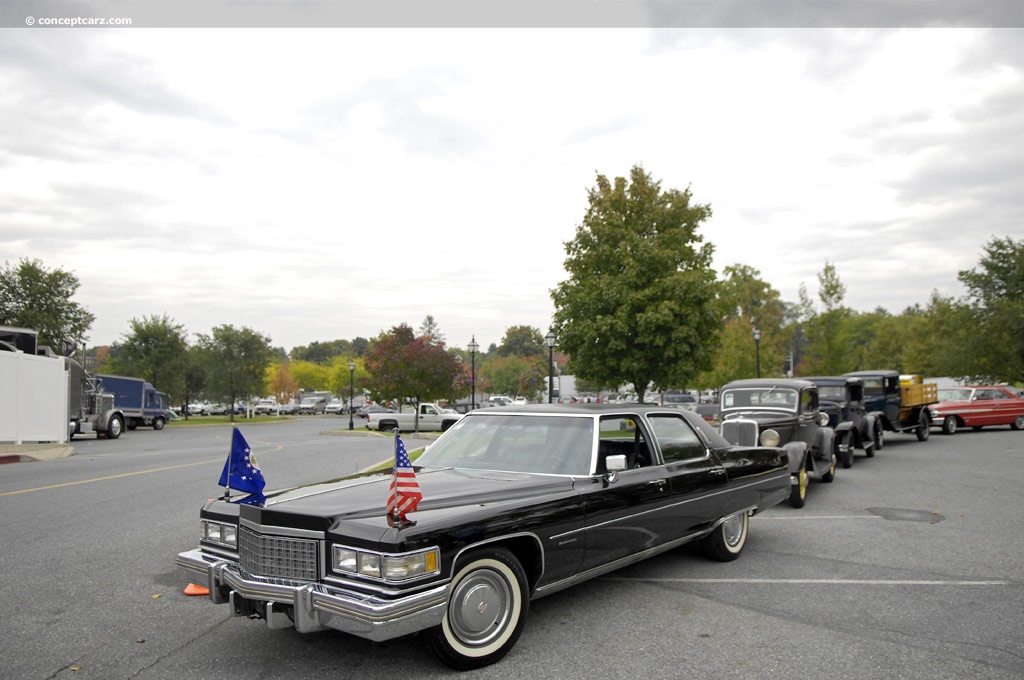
[[753, 327, 762, 378], [468, 336, 479, 410], [348, 360, 356, 430], [545, 330, 556, 403]]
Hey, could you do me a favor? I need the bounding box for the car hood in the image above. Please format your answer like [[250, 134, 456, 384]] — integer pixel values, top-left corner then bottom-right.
[[244, 467, 578, 546]]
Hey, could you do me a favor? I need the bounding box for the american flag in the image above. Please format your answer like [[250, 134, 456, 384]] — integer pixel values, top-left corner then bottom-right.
[[386, 433, 422, 521]]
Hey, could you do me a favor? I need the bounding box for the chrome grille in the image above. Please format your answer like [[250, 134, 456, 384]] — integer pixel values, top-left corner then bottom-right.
[[721, 419, 759, 447], [239, 527, 318, 581]]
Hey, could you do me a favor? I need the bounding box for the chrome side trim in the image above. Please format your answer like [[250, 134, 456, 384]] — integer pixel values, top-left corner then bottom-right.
[[550, 472, 787, 540]]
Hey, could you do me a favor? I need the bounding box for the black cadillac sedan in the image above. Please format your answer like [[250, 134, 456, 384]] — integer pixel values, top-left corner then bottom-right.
[[177, 404, 789, 670]]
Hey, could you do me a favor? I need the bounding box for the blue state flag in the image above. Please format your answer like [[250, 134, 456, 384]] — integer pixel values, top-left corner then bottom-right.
[[219, 428, 266, 506]]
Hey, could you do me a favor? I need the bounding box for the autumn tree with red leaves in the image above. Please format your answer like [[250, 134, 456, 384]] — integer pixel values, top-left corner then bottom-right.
[[364, 324, 463, 409]]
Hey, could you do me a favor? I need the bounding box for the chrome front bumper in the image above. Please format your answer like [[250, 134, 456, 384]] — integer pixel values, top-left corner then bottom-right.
[[176, 548, 448, 642]]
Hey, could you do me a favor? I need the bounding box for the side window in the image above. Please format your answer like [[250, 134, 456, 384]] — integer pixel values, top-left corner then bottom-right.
[[801, 390, 817, 413], [598, 416, 650, 469], [647, 414, 706, 462]]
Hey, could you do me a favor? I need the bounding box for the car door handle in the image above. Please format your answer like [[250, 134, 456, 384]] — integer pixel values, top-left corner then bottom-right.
[[647, 480, 666, 488], [710, 468, 727, 476]]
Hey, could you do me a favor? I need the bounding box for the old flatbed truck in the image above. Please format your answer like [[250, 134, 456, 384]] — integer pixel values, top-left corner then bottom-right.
[[844, 370, 938, 444]]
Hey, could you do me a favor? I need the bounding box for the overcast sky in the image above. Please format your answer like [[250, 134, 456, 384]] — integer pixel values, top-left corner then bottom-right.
[[2, 10, 1023, 352]]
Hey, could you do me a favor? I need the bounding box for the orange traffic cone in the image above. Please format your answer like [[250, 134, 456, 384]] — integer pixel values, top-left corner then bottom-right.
[[184, 583, 210, 596]]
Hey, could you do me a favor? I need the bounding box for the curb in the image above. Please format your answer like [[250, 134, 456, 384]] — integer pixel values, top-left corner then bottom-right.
[[0, 445, 76, 463]]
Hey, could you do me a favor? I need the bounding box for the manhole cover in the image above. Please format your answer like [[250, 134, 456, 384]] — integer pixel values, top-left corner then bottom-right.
[[867, 507, 945, 523]]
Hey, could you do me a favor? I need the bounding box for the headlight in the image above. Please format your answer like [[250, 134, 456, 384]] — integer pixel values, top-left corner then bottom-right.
[[332, 545, 440, 582], [760, 429, 781, 447], [200, 520, 237, 548]]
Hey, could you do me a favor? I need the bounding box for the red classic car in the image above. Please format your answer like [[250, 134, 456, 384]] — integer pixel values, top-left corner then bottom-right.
[[928, 386, 1024, 434]]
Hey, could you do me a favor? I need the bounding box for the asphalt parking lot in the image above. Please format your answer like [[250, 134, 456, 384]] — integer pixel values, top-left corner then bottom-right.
[[0, 418, 1021, 679]]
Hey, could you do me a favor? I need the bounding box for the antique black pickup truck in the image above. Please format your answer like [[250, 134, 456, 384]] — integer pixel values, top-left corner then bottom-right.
[[177, 404, 789, 670]]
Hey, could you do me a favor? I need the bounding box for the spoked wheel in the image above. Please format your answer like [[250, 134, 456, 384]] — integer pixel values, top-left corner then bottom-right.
[[942, 415, 958, 435], [837, 432, 854, 469], [869, 422, 883, 456], [700, 511, 749, 562], [428, 548, 529, 671], [916, 411, 931, 441], [789, 467, 807, 508]]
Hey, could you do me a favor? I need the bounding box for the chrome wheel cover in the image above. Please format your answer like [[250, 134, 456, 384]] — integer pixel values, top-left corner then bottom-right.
[[449, 568, 512, 647], [722, 513, 746, 548]]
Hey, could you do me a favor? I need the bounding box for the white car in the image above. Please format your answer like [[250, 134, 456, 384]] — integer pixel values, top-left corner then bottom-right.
[[187, 402, 212, 416], [324, 399, 347, 415], [253, 399, 280, 416], [299, 397, 326, 415]]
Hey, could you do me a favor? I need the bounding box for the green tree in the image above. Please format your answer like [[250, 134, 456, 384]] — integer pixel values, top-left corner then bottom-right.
[[800, 262, 853, 375], [482, 354, 546, 399], [195, 325, 274, 421], [104, 314, 188, 400], [0, 258, 95, 349], [958, 236, 1024, 383], [181, 347, 207, 419], [289, 339, 353, 365], [497, 325, 545, 358], [700, 265, 786, 386], [550, 165, 721, 403]]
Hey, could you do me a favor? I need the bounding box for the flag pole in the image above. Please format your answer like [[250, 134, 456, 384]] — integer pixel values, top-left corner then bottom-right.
[[392, 428, 401, 523], [225, 426, 235, 500]]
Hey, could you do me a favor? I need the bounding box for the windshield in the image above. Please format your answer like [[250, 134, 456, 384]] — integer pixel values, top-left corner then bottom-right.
[[417, 414, 595, 476], [817, 386, 846, 401], [721, 387, 798, 412]]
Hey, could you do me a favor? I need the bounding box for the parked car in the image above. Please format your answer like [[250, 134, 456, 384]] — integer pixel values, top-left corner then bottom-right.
[[805, 376, 882, 465], [928, 385, 1024, 434], [299, 396, 326, 415], [279, 400, 299, 415], [662, 391, 698, 410], [695, 403, 720, 427], [252, 399, 279, 416], [324, 399, 347, 415], [176, 404, 789, 670], [843, 371, 937, 442], [718, 378, 838, 508], [187, 402, 211, 416], [356, 403, 393, 418]]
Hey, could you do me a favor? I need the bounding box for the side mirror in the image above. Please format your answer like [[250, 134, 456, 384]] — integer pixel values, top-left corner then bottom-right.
[[605, 454, 627, 473]]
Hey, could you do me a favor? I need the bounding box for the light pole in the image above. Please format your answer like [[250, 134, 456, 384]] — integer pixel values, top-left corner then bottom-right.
[[468, 336, 479, 410], [348, 360, 356, 430], [545, 330, 556, 403], [753, 327, 762, 378]]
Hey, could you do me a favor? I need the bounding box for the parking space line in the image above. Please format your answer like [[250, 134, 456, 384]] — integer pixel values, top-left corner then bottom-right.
[[604, 577, 1009, 585], [0, 459, 219, 497], [756, 515, 884, 520]]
